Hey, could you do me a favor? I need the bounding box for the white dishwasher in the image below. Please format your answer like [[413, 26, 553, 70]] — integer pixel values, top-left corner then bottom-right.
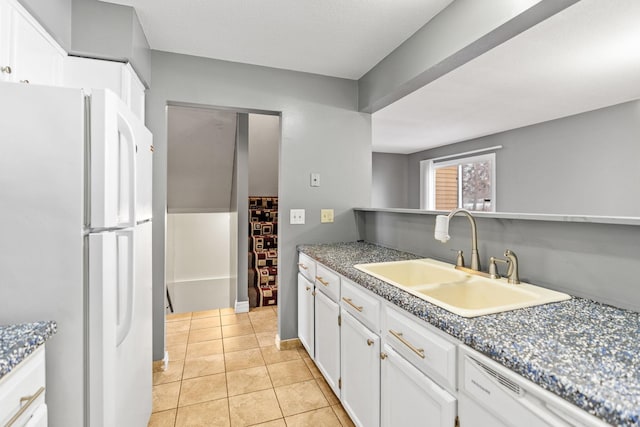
[[458, 346, 609, 427]]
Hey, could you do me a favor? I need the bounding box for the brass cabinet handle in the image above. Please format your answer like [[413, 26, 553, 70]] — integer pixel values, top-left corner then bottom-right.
[[312, 290, 316, 296], [389, 329, 425, 359], [1, 65, 11, 74], [316, 276, 329, 286], [305, 286, 310, 291], [298, 263, 308, 270], [367, 339, 374, 346], [342, 297, 363, 312], [6, 386, 45, 427], [380, 352, 388, 360]]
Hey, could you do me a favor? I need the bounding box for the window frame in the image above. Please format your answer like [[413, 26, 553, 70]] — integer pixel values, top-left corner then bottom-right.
[[420, 153, 496, 212]]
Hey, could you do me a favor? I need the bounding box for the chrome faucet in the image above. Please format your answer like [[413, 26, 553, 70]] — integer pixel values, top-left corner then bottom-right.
[[434, 208, 481, 271]]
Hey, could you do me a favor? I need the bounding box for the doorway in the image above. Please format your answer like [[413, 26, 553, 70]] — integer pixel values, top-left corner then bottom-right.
[[165, 105, 280, 314]]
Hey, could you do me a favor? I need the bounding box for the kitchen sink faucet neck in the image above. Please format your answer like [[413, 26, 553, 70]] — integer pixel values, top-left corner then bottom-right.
[[435, 208, 481, 271]]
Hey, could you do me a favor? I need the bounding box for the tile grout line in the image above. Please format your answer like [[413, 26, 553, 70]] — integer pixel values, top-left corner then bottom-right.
[[173, 314, 191, 421], [160, 308, 352, 427]]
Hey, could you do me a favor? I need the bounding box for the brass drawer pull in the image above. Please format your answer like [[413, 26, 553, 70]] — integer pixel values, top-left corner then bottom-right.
[[389, 329, 425, 359], [316, 276, 329, 286], [367, 339, 374, 346], [342, 297, 363, 312], [6, 386, 45, 427], [305, 286, 311, 291], [298, 263, 308, 270]]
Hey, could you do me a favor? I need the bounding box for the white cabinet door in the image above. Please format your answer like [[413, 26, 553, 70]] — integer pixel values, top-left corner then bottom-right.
[[381, 345, 457, 427], [0, 1, 9, 80], [63, 57, 147, 121], [0, 347, 47, 427], [297, 273, 315, 357], [340, 309, 380, 427], [314, 289, 340, 396], [0, 0, 65, 85]]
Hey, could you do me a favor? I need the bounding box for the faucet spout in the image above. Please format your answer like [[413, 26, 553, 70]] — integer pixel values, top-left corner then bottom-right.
[[438, 208, 481, 271]]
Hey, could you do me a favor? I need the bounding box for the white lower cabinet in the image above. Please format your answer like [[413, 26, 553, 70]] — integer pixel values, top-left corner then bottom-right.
[[381, 344, 457, 427], [314, 290, 341, 396], [0, 346, 47, 427], [340, 309, 381, 427], [298, 253, 459, 427], [297, 273, 315, 357]]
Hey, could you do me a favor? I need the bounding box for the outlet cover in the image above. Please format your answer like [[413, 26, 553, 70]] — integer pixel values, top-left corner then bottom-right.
[[320, 209, 334, 223], [310, 173, 320, 187], [290, 209, 305, 225]]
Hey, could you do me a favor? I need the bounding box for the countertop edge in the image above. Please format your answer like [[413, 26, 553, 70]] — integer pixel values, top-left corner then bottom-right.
[[0, 321, 57, 380]]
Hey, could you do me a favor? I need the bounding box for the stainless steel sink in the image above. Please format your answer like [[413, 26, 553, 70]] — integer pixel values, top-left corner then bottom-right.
[[354, 259, 570, 317]]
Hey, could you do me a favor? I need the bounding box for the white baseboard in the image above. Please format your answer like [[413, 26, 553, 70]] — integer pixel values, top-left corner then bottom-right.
[[235, 300, 249, 313], [275, 334, 301, 351], [153, 350, 170, 371]]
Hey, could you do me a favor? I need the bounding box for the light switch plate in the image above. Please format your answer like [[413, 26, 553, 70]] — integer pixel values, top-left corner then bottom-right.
[[310, 173, 320, 187], [320, 209, 334, 223], [290, 209, 305, 224]]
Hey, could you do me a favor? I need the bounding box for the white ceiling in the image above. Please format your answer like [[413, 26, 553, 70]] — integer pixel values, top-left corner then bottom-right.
[[102, 0, 453, 79], [103, 0, 640, 155], [372, 0, 640, 153]]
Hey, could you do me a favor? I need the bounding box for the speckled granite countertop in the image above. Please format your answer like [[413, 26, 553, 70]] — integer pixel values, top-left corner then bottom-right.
[[0, 321, 57, 380], [298, 241, 640, 426]]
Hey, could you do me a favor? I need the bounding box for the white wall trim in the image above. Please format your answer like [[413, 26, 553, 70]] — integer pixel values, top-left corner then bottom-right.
[[234, 300, 249, 313]]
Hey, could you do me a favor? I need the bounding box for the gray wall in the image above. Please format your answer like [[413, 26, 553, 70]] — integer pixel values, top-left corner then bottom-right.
[[235, 114, 249, 307], [406, 99, 640, 216], [18, 0, 72, 50], [356, 210, 640, 312], [358, 0, 578, 112], [249, 114, 280, 197], [70, 0, 151, 86], [167, 106, 237, 213], [148, 50, 371, 359], [372, 153, 409, 209]]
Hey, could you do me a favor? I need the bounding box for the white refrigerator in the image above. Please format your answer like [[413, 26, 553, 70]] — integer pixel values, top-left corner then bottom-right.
[[0, 83, 153, 427]]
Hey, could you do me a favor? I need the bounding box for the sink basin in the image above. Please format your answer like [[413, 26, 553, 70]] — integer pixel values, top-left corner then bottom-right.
[[354, 259, 570, 317], [354, 258, 470, 287]]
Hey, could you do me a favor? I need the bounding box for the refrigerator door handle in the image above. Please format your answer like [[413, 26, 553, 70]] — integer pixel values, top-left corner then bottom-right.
[[116, 230, 135, 346], [117, 113, 137, 229]]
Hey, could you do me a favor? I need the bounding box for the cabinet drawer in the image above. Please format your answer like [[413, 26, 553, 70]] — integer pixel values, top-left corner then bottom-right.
[[0, 346, 46, 426], [384, 305, 457, 393], [315, 263, 340, 302], [298, 252, 316, 283], [341, 278, 380, 332]]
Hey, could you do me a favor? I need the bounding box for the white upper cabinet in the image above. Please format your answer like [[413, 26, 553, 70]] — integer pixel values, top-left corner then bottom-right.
[[0, 0, 65, 85], [64, 56, 146, 121]]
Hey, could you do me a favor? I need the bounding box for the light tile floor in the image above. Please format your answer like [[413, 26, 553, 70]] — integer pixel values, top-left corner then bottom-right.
[[149, 306, 355, 427]]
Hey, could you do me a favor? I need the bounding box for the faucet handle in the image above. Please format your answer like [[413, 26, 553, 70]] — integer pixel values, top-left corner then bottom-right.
[[504, 250, 520, 284], [489, 256, 508, 279], [451, 249, 465, 267]]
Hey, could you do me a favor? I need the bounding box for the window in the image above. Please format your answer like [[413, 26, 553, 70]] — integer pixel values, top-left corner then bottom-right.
[[421, 153, 496, 212]]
